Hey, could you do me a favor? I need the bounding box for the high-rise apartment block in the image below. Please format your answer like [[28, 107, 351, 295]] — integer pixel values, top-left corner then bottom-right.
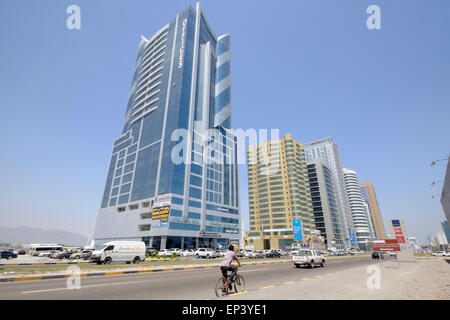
[[360, 181, 386, 239], [93, 3, 240, 250], [244, 134, 315, 250], [305, 138, 354, 245], [306, 159, 344, 250], [343, 168, 372, 249]]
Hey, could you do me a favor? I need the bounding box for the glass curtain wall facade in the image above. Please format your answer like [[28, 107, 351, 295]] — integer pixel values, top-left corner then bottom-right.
[[306, 160, 344, 250], [304, 137, 354, 248], [360, 181, 386, 239], [93, 3, 240, 250], [244, 134, 315, 250]]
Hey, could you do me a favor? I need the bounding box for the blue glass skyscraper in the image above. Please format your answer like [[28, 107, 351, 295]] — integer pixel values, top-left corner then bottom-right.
[[93, 3, 240, 250]]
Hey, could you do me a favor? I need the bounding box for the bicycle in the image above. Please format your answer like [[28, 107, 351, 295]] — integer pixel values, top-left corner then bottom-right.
[[214, 268, 245, 297]]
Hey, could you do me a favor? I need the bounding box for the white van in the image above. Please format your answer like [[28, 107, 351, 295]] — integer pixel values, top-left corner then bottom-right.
[[90, 241, 145, 265]]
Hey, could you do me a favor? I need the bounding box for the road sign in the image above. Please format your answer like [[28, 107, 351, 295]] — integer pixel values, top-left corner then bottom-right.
[[292, 219, 303, 241], [372, 239, 400, 251]]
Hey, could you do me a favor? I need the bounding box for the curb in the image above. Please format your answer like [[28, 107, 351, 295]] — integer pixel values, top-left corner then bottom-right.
[[0, 260, 290, 283], [0, 258, 185, 267]]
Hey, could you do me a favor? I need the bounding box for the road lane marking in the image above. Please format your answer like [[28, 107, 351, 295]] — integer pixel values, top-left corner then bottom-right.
[[315, 275, 321, 278], [239, 268, 269, 273], [301, 277, 309, 281], [284, 281, 294, 285], [229, 290, 248, 296], [21, 279, 149, 294], [260, 285, 274, 289]]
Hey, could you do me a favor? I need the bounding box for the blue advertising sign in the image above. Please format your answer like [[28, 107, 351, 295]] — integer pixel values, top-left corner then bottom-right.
[[293, 219, 303, 241], [349, 232, 357, 246], [392, 220, 401, 227]]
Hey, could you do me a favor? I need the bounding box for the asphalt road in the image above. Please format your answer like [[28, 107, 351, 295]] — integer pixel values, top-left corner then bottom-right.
[[0, 256, 387, 299]]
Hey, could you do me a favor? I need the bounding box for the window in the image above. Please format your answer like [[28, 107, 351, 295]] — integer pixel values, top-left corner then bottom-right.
[[117, 206, 126, 212], [142, 201, 150, 208], [139, 224, 151, 231], [129, 204, 139, 210]]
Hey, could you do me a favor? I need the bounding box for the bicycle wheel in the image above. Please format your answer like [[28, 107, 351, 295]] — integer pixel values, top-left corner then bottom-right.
[[233, 274, 245, 293], [215, 277, 227, 297]]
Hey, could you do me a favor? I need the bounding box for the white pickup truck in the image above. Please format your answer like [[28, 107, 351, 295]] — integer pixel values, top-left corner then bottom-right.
[[292, 249, 325, 268]]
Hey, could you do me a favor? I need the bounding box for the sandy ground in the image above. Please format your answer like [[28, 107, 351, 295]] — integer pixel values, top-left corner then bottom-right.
[[222, 258, 450, 300]]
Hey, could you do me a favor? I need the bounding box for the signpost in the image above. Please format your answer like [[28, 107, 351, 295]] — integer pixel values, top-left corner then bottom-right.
[[372, 239, 401, 252], [372, 239, 401, 266]]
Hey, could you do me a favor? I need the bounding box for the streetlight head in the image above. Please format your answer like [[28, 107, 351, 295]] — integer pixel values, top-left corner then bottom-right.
[[430, 161, 436, 167]]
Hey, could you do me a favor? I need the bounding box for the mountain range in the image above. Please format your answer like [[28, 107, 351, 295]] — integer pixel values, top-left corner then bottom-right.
[[0, 226, 88, 246]]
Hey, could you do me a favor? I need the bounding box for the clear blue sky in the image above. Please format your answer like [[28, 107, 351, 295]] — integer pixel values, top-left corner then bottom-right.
[[1, 0, 449, 244]]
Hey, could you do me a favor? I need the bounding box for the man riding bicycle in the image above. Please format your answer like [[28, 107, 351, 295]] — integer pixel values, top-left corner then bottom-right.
[[220, 245, 242, 288]]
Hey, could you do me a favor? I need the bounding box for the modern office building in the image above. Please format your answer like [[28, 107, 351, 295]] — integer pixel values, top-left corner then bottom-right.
[[305, 138, 354, 246], [360, 181, 386, 239], [441, 159, 450, 223], [93, 3, 241, 250], [343, 168, 372, 250], [442, 220, 450, 244], [244, 134, 316, 250], [436, 230, 448, 245], [306, 159, 345, 250]]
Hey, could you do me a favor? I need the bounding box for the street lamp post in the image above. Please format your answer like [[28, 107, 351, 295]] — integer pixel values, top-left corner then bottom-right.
[[430, 157, 449, 167]]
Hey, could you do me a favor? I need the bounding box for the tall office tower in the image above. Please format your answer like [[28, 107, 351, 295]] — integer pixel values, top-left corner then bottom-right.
[[360, 181, 386, 239], [306, 159, 344, 250], [363, 202, 376, 239], [442, 220, 450, 244], [93, 3, 241, 250], [244, 134, 315, 250], [436, 231, 448, 245], [305, 138, 354, 245], [343, 168, 372, 250]]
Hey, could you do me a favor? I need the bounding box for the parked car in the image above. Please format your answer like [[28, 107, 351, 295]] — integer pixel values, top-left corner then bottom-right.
[[0, 251, 18, 260], [81, 250, 93, 260], [40, 250, 59, 258], [372, 251, 384, 259], [180, 249, 195, 257], [236, 249, 245, 257], [90, 241, 146, 264], [17, 249, 26, 255], [167, 248, 181, 256], [194, 248, 218, 259], [146, 248, 157, 256], [292, 249, 325, 268], [70, 252, 82, 259], [248, 250, 265, 259], [55, 251, 72, 259], [157, 249, 171, 257], [431, 251, 447, 256], [243, 249, 255, 258], [266, 250, 281, 258]]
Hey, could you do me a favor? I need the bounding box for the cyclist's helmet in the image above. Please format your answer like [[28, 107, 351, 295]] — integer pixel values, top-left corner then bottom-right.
[[228, 245, 234, 251]]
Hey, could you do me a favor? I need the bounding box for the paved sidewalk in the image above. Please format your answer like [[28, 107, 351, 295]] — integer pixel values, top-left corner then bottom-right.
[[221, 258, 450, 300]]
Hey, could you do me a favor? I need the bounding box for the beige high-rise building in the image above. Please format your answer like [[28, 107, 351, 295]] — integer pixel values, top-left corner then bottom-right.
[[360, 181, 386, 239], [244, 134, 316, 250]]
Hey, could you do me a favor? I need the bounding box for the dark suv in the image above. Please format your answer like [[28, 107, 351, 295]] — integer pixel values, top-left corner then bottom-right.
[[0, 251, 18, 260], [372, 251, 384, 259], [266, 250, 281, 258]]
